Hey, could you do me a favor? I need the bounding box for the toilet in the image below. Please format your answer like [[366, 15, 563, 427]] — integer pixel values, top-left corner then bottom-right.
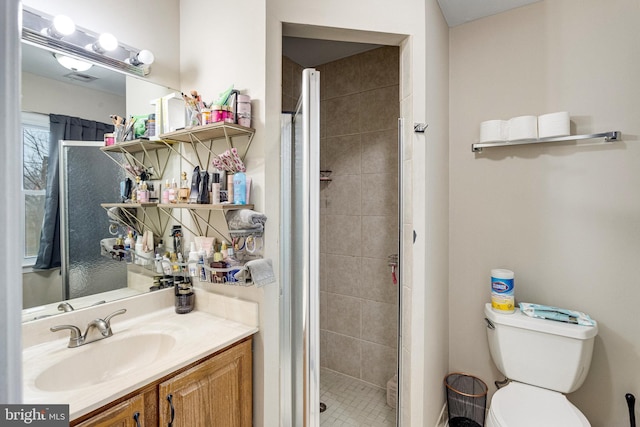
[[484, 303, 598, 427]]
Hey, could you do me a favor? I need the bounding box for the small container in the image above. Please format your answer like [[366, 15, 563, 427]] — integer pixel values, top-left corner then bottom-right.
[[147, 114, 156, 137], [223, 105, 234, 123], [201, 108, 212, 125], [237, 95, 252, 128], [175, 283, 195, 314], [491, 269, 515, 314], [212, 105, 224, 123], [104, 133, 115, 146]]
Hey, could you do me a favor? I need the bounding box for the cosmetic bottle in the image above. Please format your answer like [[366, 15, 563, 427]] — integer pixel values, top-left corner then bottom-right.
[[131, 177, 139, 203], [168, 178, 177, 203], [179, 171, 190, 203], [233, 172, 247, 204], [162, 254, 172, 275], [198, 249, 207, 282], [211, 172, 221, 204], [227, 174, 234, 204], [135, 235, 144, 265], [154, 253, 163, 274], [162, 180, 170, 204], [137, 181, 149, 203], [124, 231, 134, 264], [188, 242, 199, 278]]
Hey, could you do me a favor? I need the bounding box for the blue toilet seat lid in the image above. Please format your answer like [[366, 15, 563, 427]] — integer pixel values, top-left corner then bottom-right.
[[489, 382, 590, 427]]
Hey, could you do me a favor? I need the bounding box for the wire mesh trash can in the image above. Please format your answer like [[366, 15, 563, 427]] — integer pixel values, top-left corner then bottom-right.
[[444, 373, 488, 427]]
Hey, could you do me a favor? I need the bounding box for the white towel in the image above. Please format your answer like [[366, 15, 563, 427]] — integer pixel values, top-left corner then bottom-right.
[[235, 258, 275, 287], [226, 209, 267, 231]]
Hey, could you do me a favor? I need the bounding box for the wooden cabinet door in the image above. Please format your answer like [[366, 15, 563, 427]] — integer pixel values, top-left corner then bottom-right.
[[75, 394, 145, 427], [158, 339, 252, 427]]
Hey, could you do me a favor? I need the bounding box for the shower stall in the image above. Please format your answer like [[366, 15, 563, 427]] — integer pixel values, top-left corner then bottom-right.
[[281, 44, 401, 427]]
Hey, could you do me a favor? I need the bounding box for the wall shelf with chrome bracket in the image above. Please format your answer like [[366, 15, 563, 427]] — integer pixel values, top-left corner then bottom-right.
[[471, 131, 622, 153], [100, 202, 170, 238], [101, 139, 174, 179], [159, 122, 255, 171], [156, 203, 256, 243]]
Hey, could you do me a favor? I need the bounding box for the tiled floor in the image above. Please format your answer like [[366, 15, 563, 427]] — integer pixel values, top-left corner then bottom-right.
[[320, 368, 397, 426]]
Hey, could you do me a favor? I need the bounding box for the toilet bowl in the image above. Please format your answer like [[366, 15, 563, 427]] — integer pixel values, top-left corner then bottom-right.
[[485, 382, 589, 427], [484, 303, 597, 427]]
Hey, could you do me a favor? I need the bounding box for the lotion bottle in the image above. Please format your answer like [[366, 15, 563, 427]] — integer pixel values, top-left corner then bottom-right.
[[233, 172, 246, 204]]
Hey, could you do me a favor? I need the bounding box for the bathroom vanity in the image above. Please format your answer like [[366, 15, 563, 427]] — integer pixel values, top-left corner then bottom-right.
[[22, 288, 258, 426], [74, 337, 252, 426]]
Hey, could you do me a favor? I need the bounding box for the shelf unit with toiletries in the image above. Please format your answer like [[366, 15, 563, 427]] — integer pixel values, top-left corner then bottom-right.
[[101, 139, 174, 179], [99, 122, 262, 287], [471, 131, 621, 153], [159, 122, 255, 171]]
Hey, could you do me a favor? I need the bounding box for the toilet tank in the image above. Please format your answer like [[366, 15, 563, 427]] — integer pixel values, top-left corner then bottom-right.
[[484, 303, 598, 393]]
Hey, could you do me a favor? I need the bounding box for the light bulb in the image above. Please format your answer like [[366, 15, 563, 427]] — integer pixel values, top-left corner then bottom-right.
[[52, 15, 75, 36], [40, 14, 75, 39], [97, 33, 118, 52], [137, 50, 155, 65]]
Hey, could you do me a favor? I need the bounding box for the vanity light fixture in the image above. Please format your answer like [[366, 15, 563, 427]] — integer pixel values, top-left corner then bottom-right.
[[22, 7, 154, 77], [54, 53, 93, 72], [40, 14, 75, 39]]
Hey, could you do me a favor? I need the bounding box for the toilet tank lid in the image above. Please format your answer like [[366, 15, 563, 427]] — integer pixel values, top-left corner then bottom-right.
[[484, 303, 598, 340]]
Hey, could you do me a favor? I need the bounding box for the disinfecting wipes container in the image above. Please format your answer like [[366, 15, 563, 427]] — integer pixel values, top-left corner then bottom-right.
[[491, 269, 515, 314]]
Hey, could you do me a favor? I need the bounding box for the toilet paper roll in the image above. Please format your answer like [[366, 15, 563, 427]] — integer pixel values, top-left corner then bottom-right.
[[480, 120, 509, 143], [538, 111, 570, 138], [508, 115, 538, 141]]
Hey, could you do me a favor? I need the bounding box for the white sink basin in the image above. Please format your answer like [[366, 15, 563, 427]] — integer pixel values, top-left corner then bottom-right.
[[34, 332, 176, 392]]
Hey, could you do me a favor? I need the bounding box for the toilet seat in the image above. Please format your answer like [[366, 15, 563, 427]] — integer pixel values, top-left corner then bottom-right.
[[486, 382, 590, 427]]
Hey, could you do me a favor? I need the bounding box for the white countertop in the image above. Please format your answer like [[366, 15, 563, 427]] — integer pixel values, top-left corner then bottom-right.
[[22, 289, 259, 420]]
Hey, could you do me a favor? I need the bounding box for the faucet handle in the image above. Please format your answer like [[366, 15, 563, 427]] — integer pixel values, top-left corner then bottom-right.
[[50, 324, 82, 347], [104, 308, 127, 326]]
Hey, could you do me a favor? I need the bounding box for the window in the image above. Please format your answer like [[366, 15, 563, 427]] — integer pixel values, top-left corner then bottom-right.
[[22, 112, 50, 266]]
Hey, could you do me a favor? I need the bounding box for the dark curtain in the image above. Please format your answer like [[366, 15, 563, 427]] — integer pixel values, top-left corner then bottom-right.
[[33, 114, 113, 269]]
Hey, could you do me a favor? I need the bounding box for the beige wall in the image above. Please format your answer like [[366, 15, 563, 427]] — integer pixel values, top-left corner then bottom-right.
[[449, 1, 640, 426]]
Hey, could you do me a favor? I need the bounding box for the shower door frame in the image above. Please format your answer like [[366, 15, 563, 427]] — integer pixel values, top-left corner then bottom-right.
[[280, 68, 321, 427]]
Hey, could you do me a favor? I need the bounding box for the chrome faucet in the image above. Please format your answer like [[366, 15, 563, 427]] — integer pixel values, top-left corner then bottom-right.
[[50, 308, 127, 348], [57, 302, 74, 312]]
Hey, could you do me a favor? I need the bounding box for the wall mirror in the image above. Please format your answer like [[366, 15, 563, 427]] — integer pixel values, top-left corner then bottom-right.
[[21, 23, 178, 322]]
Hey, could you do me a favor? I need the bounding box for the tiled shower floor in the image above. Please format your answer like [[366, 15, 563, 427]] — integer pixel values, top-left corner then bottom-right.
[[320, 368, 397, 426]]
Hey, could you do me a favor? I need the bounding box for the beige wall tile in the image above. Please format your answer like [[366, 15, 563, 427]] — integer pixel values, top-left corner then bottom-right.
[[321, 134, 361, 176], [361, 340, 398, 388], [362, 300, 398, 347], [362, 300, 398, 348], [324, 55, 362, 100], [325, 214, 362, 256], [360, 46, 400, 92], [322, 174, 362, 216], [362, 172, 398, 217], [361, 128, 398, 174], [361, 256, 397, 304], [362, 215, 398, 258], [324, 94, 361, 137], [326, 293, 361, 338], [359, 86, 400, 133], [324, 254, 362, 298], [324, 331, 361, 377]]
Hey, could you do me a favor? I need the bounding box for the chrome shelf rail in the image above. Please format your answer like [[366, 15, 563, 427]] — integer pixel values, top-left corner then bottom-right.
[[472, 131, 621, 153]]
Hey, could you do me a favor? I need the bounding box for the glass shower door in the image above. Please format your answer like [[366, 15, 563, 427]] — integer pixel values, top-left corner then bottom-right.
[[281, 68, 321, 427], [60, 141, 127, 299]]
